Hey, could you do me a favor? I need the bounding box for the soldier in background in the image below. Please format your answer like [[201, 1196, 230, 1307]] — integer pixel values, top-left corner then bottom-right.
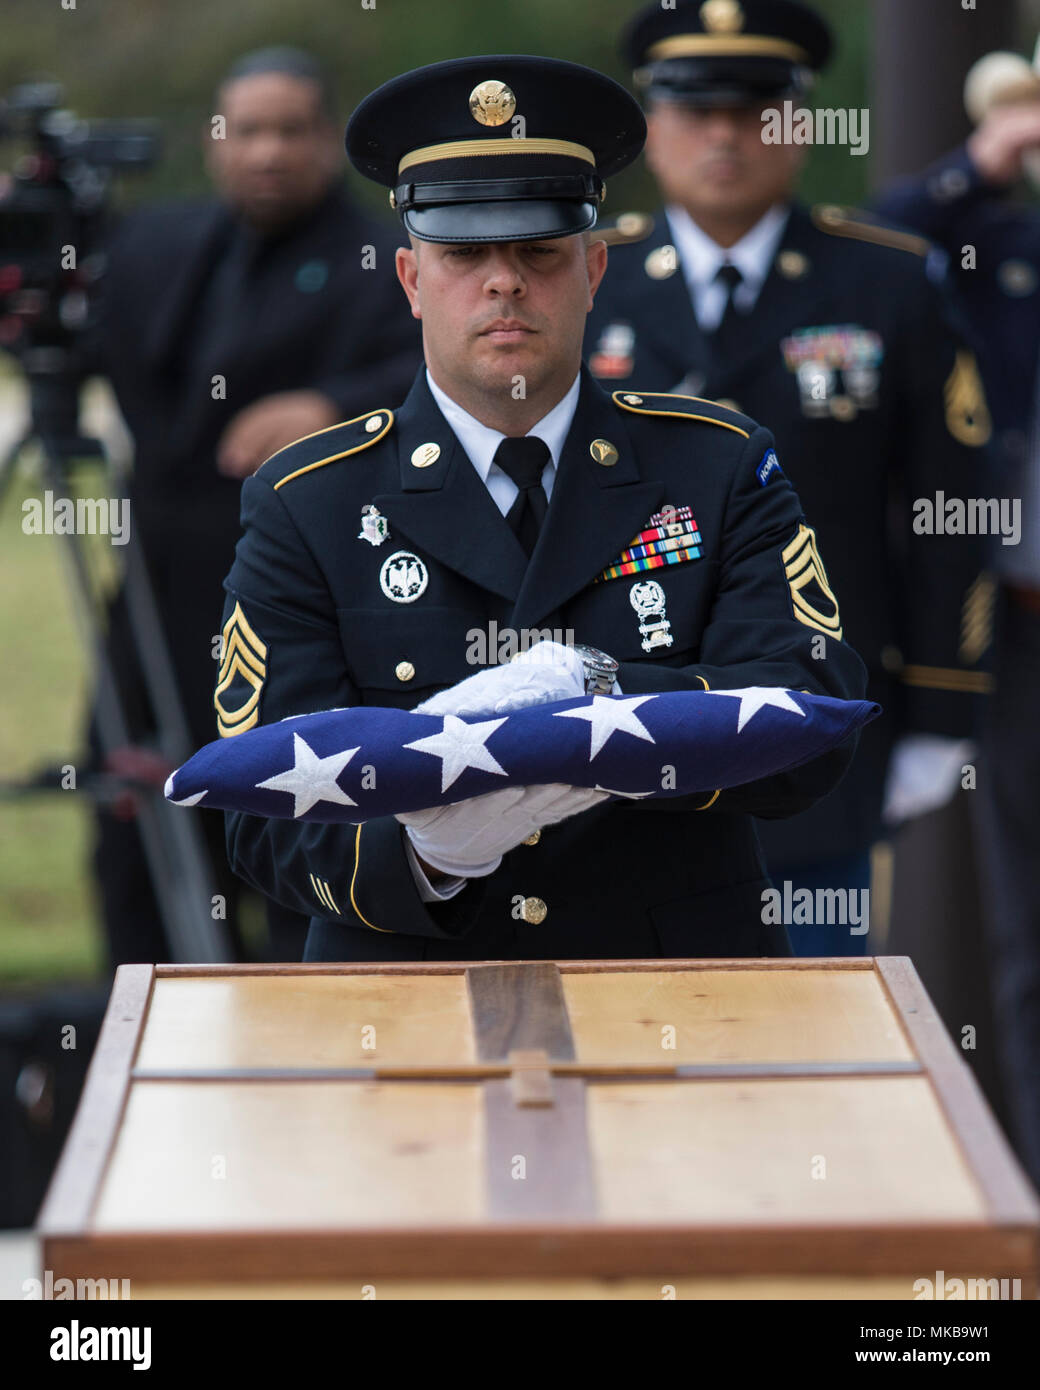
[[87, 47, 420, 967], [586, 0, 993, 955], [876, 70, 1040, 1185]]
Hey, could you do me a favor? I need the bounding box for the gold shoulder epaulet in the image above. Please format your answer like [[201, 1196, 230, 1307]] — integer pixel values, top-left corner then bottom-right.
[[256, 409, 395, 491], [597, 211, 655, 247], [812, 204, 931, 258], [612, 390, 753, 440]]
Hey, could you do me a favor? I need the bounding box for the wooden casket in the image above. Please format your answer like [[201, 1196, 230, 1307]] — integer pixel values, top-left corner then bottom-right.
[[38, 957, 1039, 1300]]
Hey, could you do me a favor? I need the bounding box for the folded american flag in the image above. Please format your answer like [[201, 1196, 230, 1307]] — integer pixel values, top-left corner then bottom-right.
[[164, 688, 880, 824]]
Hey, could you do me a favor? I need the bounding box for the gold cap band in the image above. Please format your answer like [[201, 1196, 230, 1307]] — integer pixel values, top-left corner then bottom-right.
[[398, 136, 595, 176], [646, 34, 809, 63]]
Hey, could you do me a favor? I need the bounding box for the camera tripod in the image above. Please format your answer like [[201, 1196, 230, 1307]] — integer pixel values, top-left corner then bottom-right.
[[0, 364, 229, 962]]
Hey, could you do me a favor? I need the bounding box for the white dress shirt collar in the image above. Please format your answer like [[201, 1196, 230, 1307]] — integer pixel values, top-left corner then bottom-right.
[[425, 367, 581, 507], [665, 202, 791, 324]]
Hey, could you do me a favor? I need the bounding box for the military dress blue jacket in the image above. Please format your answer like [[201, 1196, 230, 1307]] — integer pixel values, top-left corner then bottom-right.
[[586, 202, 993, 867], [215, 367, 867, 961]]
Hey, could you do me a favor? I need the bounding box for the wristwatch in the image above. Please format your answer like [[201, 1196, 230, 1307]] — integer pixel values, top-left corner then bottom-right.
[[571, 642, 620, 695]]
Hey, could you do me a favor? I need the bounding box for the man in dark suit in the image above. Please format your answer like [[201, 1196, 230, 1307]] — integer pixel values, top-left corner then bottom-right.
[[585, 0, 993, 954], [216, 53, 867, 965], [88, 47, 420, 967]]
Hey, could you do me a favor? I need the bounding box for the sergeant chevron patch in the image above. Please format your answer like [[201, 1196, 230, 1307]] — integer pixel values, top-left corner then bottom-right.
[[214, 601, 268, 738], [782, 524, 843, 639]]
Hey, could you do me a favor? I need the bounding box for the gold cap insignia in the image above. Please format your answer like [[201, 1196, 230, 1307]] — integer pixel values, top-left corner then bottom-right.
[[700, 0, 745, 34], [411, 442, 441, 468], [777, 249, 810, 280], [469, 80, 516, 127], [589, 438, 619, 467], [944, 350, 991, 447], [645, 244, 678, 280]]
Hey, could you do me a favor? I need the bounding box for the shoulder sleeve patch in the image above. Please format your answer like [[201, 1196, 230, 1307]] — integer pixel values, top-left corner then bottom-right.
[[811, 203, 931, 258], [612, 390, 753, 440], [597, 211, 655, 247], [255, 409, 395, 491]]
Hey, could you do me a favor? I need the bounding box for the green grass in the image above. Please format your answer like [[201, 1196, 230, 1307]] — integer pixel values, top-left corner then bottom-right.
[[0, 393, 112, 987]]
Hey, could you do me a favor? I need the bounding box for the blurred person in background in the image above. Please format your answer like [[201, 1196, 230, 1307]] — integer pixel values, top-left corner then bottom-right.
[[585, 0, 993, 956], [86, 46, 420, 968], [877, 57, 1040, 1187]]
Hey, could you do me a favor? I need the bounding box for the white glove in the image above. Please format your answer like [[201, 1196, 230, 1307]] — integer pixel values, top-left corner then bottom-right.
[[415, 640, 586, 719], [882, 734, 976, 826], [397, 782, 610, 877]]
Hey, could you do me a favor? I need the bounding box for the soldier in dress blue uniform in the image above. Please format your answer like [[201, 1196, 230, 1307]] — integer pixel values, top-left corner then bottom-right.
[[215, 54, 866, 965], [585, 0, 994, 955], [876, 84, 1040, 1186]]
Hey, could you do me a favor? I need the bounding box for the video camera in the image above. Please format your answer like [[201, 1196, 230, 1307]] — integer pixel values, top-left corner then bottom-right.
[[0, 80, 159, 443]]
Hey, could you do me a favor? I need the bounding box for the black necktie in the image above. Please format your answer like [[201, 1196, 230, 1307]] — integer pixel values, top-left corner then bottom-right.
[[710, 261, 745, 364], [494, 436, 551, 557]]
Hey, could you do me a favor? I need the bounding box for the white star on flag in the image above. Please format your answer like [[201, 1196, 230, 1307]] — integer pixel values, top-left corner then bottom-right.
[[404, 714, 509, 792], [256, 733, 360, 818], [710, 687, 806, 733], [553, 694, 657, 759]]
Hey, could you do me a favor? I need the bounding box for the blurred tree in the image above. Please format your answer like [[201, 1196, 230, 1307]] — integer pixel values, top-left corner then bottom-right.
[[0, 0, 868, 219]]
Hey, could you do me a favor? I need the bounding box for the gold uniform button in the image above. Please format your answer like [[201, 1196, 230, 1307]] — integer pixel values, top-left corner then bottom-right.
[[622, 393, 643, 405], [365, 415, 383, 433], [395, 661, 415, 682], [521, 896, 547, 924], [522, 830, 541, 846]]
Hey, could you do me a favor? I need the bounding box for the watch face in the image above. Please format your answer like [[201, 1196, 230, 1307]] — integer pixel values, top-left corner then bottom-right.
[[575, 642, 619, 674]]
